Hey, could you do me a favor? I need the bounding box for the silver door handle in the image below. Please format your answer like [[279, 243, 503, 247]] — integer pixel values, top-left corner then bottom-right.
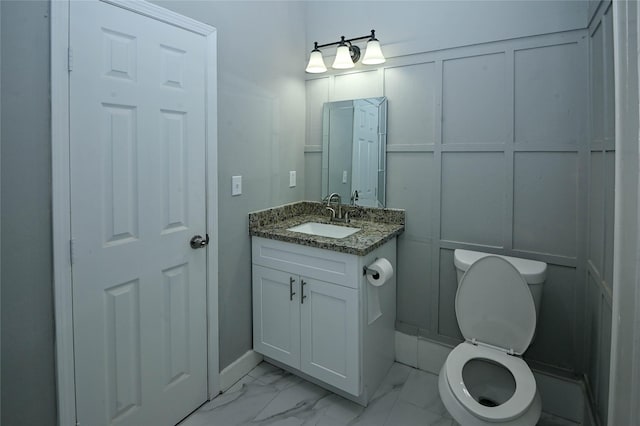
[[190, 234, 209, 249]]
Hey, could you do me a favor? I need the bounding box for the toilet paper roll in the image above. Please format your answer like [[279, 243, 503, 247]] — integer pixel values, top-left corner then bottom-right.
[[366, 258, 394, 287]]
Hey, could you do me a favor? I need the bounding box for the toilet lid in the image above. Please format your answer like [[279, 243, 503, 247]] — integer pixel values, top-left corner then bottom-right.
[[456, 256, 536, 355]]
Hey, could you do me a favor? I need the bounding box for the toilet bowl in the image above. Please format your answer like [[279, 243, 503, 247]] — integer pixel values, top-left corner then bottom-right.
[[438, 250, 547, 426]]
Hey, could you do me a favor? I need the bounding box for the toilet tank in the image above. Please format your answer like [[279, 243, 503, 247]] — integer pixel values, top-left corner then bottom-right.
[[453, 249, 547, 319]]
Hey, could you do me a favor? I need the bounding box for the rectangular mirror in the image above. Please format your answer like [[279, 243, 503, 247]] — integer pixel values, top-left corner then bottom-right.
[[321, 97, 388, 207]]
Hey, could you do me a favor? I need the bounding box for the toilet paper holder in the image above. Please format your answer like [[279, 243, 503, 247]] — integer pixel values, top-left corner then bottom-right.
[[363, 261, 380, 279]]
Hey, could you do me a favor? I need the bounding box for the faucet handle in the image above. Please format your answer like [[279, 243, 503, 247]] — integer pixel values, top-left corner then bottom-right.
[[350, 190, 359, 205]]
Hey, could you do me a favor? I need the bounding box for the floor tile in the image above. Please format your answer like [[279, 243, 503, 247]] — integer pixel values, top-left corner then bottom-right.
[[253, 380, 330, 423], [537, 412, 581, 425], [384, 400, 453, 426], [398, 368, 448, 416], [181, 361, 583, 426], [179, 380, 279, 426], [252, 363, 304, 390], [348, 363, 413, 426], [248, 362, 280, 380], [225, 375, 256, 394]]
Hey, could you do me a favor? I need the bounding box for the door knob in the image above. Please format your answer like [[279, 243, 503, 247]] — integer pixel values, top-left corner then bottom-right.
[[190, 234, 209, 249]]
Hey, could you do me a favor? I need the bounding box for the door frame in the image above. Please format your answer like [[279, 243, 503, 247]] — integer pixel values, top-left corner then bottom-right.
[[50, 1, 219, 425]]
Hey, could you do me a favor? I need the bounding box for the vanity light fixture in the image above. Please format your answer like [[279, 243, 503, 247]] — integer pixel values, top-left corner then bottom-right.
[[306, 42, 327, 73], [332, 37, 355, 69], [305, 30, 386, 74]]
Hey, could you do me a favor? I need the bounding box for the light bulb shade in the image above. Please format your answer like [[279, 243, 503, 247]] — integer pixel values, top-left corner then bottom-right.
[[362, 39, 386, 65], [332, 45, 355, 69], [305, 49, 327, 73]]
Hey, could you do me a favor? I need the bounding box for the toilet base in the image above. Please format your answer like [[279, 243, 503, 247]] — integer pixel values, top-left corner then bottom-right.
[[438, 365, 541, 426]]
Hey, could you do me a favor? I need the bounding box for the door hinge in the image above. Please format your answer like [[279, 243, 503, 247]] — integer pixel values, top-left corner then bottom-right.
[[67, 47, 74, 72], [69, 238, 76, 265]]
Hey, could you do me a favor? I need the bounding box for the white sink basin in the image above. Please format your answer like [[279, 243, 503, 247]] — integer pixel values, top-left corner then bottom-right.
[[287, 222, 360, 239]]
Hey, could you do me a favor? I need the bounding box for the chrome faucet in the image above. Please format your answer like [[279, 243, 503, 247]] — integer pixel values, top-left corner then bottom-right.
[[327, 192, 342, 218], [326, 192, 350, 222]]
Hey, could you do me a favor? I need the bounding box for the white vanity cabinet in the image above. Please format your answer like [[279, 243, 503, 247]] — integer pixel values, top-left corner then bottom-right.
[[252, 265, 359, 394], [252, 236, 396, 404]]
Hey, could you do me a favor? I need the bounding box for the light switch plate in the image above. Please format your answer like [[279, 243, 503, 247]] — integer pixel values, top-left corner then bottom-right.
[[342, 170, 348, 184], [289, 171, 296, 188], [232, 175, 242, 196]]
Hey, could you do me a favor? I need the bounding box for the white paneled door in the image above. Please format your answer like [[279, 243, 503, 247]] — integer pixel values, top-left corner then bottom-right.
[[70, 2, 208, 425], [352, 100, 379, 207]]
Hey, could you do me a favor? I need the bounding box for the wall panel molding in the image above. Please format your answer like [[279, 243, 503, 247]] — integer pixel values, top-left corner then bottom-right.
[[304, 29, 589, 376], [584, 1, 615, 423]]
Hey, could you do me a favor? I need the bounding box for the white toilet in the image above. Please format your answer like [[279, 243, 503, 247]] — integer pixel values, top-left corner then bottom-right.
[[438, 249, 547, 426]]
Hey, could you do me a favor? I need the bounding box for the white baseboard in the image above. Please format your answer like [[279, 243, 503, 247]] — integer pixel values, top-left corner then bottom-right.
[[582, 394, 598, 426], [417, 336, 452, 374], [395, 331, 587, 423], [394, 329, 418, 368], [219, 350, 263, 392], [533, 369, 584, 422]]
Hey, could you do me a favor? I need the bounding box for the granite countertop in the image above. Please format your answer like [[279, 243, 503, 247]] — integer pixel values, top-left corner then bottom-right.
[[249, 201, 405, 256]]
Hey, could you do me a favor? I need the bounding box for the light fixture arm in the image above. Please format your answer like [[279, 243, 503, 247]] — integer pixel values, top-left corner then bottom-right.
[[313, 30, 377, 50]]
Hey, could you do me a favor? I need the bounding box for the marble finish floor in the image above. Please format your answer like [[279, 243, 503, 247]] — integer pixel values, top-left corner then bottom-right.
[[179, 362, 580, 426]]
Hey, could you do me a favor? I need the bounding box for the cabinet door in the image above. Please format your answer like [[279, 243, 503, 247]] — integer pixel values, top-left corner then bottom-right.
[[253, 266, 300, 368], [300, 278, 359, 395]]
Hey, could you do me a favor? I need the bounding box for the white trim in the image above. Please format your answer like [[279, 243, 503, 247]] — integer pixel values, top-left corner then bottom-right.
[[386, 144, 436, 153], [100, 0, 214, 36], [394, 330, 418, 368], [584, 395, 598, 426], [0, 2, 3, 421], [205, 27, 221, 400], [51, 1, 75, 425], [609, 1, 640, 424], [303, 145, 322, 153], [416, 336, 453, 374], [533, 370, 585, 423], [51, 1, 219, 424], [219, 350, 263, 392]]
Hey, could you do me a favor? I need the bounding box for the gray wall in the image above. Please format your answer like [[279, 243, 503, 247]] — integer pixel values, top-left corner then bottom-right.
[[305, 3, 590, 376], [305, 1, 588, 59], [0, 1, 599, 424], [1, 1, 306, 423], [0, 1, 57, 425], [128, 0, 308, 369], [585, 1, 615, 423]]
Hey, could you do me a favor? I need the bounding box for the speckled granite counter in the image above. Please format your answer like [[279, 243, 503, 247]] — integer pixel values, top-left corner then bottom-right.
[[249, 201, 404, 256]]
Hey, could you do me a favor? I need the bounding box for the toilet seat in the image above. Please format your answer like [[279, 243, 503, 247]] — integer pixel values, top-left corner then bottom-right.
[[445, 342, 536, 422]]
